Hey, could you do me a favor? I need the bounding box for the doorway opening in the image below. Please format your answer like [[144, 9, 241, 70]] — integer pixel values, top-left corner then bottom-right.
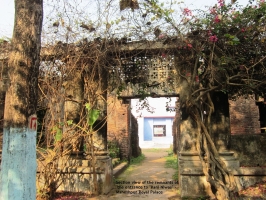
[[131, 97, 178, 149]]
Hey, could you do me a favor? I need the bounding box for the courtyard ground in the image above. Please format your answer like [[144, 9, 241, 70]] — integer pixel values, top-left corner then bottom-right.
[[103, 148, 180, 200], [55, 148, 266, 200]]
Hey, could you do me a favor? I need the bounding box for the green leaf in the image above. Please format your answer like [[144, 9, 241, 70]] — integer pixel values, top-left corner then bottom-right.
[[85, 103, 100, 127], [224, 33, 231, 38], [85, 103, 91, 111], [232, 37, 240, 42], [88, 109, 100, 126], [54, 127, 62, 142], [67, 120, 73, 125]]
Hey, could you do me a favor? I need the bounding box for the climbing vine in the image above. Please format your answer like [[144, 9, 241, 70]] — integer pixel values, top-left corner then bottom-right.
[[1, 0, 266, 199]]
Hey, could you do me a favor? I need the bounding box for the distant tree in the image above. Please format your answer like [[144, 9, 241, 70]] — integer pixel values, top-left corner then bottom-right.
[[0, 0, 43, 199]]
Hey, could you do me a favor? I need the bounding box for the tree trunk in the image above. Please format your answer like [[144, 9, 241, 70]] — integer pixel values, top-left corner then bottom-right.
[[0, 0, 43, 199], [191, 97, 237, 200]]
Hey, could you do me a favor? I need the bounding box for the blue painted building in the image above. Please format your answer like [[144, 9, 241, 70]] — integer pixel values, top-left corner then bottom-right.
[[131, 97, 177, 148]]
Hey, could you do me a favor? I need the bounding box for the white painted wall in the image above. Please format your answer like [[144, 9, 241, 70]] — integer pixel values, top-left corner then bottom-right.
[[131, 97, 177, 148], [0, 128, 37, 200]]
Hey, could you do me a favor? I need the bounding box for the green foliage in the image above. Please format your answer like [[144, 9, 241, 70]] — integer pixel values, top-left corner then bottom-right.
[[165, 150, 178, 182], [172, 0, 266, 98], [115, 154, 145, 179], [51, 125, 62, 142], [66, 103, 100, 134], [85, 103, 100, 128], [130, 153, 145, 164], [165, 154, 177, 169], [143, 148, 161, 152], [107, 141, 120, 158], [66, 120, 73, 126]]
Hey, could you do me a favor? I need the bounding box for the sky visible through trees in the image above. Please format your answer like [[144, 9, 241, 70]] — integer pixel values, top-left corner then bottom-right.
[[0, 0, 251, 39]]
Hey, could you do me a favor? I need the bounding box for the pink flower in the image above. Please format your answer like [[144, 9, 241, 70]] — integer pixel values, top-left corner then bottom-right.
[[214, 15, 222, 23], [241, 28, 245, 32], [183, 8, 192, 16], [210, 7, 217, 14], [218, 0, 224, 7], [209, 35, 218, 42], [187, 43, 192, 48]]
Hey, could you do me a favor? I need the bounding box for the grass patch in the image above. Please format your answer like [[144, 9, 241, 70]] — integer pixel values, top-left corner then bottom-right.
[[142, 148, 161, 152], [142, 148, 172, 153], [115, 154, 145, 181], [130, 153, 145, 165], [165, 151, 178, 182]]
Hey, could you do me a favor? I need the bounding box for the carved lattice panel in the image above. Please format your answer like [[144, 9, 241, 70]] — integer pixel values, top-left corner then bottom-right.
[[121, 56, 149, 84], [114, 54, 178, 97]]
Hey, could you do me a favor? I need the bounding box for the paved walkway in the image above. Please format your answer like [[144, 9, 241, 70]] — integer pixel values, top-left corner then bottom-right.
[[95, 148, 180, 200]]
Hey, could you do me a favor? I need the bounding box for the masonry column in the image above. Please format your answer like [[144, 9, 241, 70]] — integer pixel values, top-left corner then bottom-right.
[[176, 62, 209, 198], [91, 68, 113, 194], [64, 68, 84, 153], [92, 69, 108, 152]]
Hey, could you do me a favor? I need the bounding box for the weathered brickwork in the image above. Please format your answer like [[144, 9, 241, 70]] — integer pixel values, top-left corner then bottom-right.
[[130, 113, 141, 158], [107, 94, 140, 160], [229, 96, 261, 135], [172, 101, 180, 155]]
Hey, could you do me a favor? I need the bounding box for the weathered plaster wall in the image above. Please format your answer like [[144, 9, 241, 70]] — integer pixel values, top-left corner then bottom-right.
[[211, 92, 231, 152], [230, 134, 266, 166], [172, 101, 180, 154], [37, 155, 113, 195]]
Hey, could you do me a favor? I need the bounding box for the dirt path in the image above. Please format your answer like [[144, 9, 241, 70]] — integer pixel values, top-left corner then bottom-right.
[[54, 148, 266, 200], [95, 148, 180, 200]]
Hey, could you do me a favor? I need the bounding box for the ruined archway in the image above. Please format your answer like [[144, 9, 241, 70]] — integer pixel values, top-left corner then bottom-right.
[[1, 38, 266, 199]]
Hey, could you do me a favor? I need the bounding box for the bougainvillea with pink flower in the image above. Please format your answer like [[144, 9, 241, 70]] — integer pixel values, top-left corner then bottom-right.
[[143, 0, 266, 199], [183, 8, 192, 16]]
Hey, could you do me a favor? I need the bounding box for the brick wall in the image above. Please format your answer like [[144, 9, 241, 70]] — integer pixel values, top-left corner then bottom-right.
[[130, 113, 141, 158], [229, 96, 261, 135], [107, 95, 140, 160]]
